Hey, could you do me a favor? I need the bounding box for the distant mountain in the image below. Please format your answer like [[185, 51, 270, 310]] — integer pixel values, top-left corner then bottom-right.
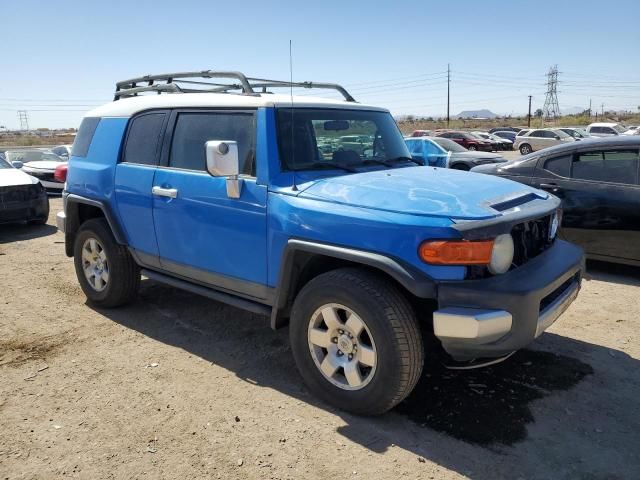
[[455, 109, 498, 119]]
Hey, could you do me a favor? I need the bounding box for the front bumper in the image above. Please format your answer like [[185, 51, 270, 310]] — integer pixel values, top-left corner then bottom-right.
[[0, 194, 49, 224], [433, 239, 584, 360]]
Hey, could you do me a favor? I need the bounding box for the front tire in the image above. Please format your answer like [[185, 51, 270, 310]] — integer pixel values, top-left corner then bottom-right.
[[290, 268, 424, 415], [519, 143, 532, 155], [73, 218, 140, 307]]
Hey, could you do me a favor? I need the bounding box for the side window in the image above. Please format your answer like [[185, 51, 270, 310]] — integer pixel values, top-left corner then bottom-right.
[[544, 154, 572, 177], [542, 131, 557, 138], [423, 141, 441, 155], [530, 130, 544, 138], [122, 112, 166, 166], [590, 127, 601, 134], [573, 149, 639, 184], [603, 128, 615, 135], [169, 112, 256, 175], [72, 117, 100, 157]]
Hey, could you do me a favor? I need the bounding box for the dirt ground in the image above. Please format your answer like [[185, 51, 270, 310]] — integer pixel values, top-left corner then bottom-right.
[[1, 198, 639, 480]]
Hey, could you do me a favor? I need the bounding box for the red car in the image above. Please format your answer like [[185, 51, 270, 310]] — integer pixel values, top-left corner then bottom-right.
[[435, 130, 493, 151], [410, 130, 432, 137]]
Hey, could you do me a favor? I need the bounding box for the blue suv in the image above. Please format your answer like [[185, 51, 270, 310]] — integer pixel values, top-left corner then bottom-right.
[[57, 71, 584, 415]]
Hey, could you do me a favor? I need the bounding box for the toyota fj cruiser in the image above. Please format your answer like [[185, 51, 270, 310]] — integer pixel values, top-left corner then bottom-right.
[[57, 70, 583, 415]]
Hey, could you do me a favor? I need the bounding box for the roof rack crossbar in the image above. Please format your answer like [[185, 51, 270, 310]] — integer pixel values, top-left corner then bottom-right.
[[113, 70, 355, 102]]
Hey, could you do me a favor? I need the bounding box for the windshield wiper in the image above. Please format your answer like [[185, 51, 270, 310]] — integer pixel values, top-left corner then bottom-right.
[[294, 161, 358, 173]]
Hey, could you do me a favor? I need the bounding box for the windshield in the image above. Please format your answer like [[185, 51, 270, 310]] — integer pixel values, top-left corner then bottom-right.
[[554, 129, 572, 139], [613, 124, 627, 134], [276, 109, 411, 171], [0, 156, 11, 169], [5, 150, 63, 163], [431, 137, 468, 153]]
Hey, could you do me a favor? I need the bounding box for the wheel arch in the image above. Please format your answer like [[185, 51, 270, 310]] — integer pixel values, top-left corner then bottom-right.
[[270, 239, 437, 329], [64, 194, 127, 257]]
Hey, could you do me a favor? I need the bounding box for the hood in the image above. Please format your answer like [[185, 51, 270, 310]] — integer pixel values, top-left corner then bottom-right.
[[450, 151, 505, 162], [0, 168, 37, 187], [297, 167, 547, 220], [22, 160, 64, 171]]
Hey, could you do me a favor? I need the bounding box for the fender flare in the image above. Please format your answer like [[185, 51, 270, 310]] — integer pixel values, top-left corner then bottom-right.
[[64, 194, 127, 256], [270, 239, 437, 329]]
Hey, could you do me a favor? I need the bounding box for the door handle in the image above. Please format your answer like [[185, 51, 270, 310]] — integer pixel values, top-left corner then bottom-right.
[[152, 186, 178, 198]]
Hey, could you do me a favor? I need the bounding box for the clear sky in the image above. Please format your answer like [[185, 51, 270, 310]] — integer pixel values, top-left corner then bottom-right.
[[2, 0, 639, 129]]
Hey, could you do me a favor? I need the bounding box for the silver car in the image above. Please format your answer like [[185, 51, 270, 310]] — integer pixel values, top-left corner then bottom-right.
[[514, 128, 575, 155]]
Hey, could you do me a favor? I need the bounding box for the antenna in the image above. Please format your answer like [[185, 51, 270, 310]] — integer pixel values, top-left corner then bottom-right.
[[289, 39, 298, 191]]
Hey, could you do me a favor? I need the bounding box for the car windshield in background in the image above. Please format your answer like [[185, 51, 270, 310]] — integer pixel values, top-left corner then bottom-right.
[[555, 130, 572, 139], [276, 109, 411, 171], [5, 150, 64, 163], [0, 156, 12, 169], [431, 137, 468, 153], [614, 124, 628, 134]]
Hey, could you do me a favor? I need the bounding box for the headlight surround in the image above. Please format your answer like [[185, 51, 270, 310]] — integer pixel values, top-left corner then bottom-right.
[[488, 233, 514, 274]]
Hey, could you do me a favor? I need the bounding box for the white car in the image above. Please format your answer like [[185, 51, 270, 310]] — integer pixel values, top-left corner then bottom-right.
[[586, 122, 629, 137], [0, 154, 49, 224], [514, 128, 575, 155], [51, 144, 73, 159], [4, 149, 67, 193]]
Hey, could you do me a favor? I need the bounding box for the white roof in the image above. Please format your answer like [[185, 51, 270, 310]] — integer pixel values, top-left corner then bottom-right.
[[86, 93, 387, 118], [588, 122, 621, 127]]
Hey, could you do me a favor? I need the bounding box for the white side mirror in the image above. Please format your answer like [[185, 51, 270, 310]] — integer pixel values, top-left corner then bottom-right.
[[205, 140, 242, 199]]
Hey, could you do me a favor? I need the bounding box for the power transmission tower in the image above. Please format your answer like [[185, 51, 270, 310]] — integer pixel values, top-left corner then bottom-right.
[[17, 110, 30, 131], [542, 65, 560, 120]]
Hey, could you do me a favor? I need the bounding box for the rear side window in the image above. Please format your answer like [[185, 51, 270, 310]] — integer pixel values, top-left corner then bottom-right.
[[169, 112, 256, 175], [544, 154, 572, 177], [72, 117, 100, 157], [573, 149, 639, 184], [122, 112, 166, 166]]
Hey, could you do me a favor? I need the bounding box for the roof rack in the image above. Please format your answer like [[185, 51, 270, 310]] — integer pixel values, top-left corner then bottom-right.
[[114, 70, 356, 102]]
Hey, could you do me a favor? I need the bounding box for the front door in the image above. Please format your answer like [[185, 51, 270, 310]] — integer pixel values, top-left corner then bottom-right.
[[151, 110, 269, 300]]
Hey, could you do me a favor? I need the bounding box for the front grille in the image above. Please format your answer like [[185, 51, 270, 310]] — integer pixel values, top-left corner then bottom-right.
[[539, 275, 577, 313], [511, 215, 553, 268], [0, 185, 42, 203], [27, 170, 56, 182]]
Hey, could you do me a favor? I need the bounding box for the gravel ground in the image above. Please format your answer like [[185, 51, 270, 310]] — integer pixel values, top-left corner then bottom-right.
[[1, 197, 639, 480]]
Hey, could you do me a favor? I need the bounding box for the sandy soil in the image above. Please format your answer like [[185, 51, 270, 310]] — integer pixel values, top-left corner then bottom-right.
[[1, 198, 639, 480]]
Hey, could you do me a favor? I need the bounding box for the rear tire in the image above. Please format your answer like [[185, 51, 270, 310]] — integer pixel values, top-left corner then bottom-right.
[[73, 218, 140, 307], [519, 143, 532, 155], [289, 268, 424, 415], [468, 145, 477, 151]]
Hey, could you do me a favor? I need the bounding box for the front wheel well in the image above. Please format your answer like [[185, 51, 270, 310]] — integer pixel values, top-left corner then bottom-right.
[[272, 251, 436, 330]]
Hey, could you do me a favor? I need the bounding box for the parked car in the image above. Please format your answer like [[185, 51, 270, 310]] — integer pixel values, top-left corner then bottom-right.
[[410, 130, 432, 137], [56, 70, 583, 415], [560, 127, 590, 139], [4, 149, 67, 193], [0, 154, 49, 225], [51, 144, 73, 159], [473, 131, 513, 151], [435, 130, 493, 151], [586, 122, 629, 137], [514, 128, 575, 155], [493, 130, 517, 143], [472, 136, 640, 266], [488, 127, 521, 134], [405, 136, 507, 170]]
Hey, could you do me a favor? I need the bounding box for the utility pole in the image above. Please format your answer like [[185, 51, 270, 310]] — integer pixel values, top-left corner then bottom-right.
[[527, 95, 532, 127], [446, 63, 450, 128], [588, 98, 592, 118], [601, 103, 605, 116]]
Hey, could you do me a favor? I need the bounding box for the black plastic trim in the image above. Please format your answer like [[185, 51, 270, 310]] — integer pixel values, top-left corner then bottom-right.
[[141, 269, 271, 317], [270, 239, 437, 329], [65, 193, 127, 245]]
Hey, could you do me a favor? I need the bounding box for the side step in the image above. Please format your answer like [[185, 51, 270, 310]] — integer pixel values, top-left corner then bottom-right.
[[141, 269, 272, 317]]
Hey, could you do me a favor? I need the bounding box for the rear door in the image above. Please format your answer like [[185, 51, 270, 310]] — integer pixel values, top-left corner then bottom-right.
[[114, 110, 168, 266], [151, 109, 269, 299], [534, 147, 640, 262]]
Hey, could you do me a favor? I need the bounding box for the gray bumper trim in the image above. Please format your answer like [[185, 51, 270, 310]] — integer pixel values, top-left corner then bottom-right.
[[56, 211, 66, 233], [535, 281, 580, 337]]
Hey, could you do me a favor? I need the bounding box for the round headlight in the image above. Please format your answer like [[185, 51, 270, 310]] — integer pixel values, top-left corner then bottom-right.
[[489, 234, 514, 274]]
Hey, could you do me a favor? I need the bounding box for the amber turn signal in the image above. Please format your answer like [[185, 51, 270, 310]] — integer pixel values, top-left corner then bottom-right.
[[419, 239, 494, 265]]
